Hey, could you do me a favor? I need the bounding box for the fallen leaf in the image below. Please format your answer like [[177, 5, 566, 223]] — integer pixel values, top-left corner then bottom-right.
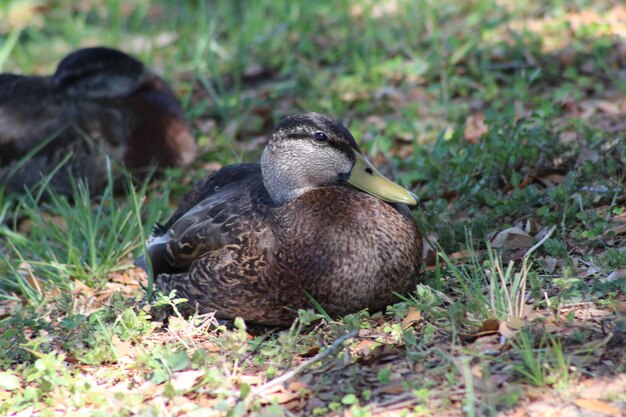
[[606, 269, 626, 282], [573, 398, 621, 416], [0, 372, 20, 391], [595, 100, 621, 114], [578, 375, 626, 399], [577, 147, 600, 164], [459, 319, 500, 342], [170, 370, 205, 392], [353, 339, 378, 356], [499, 318, 525, 339], [112, 336, 134, 364], [300, 346, 320, 358], [239, 374, 263, 385], [604, 224, 626, 238], [578, 266, 599, 278], [373, 382, 405, 395], [0, 299, 19, 320], [470, 334, 503, 355], [541, 256, 558, 273], [464, 112, 488, 143], [610, 301, 626, 314], [449, 250, 472, 261], [611, 212, 626, 222], [402, 307, 422, 329], [541, 173, 566, 184], [479, 319, 500, 334], [490, 227, 532, 250]]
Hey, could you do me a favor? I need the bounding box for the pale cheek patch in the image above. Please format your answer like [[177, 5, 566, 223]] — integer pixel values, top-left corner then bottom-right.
[[261, 140, 353, 204]]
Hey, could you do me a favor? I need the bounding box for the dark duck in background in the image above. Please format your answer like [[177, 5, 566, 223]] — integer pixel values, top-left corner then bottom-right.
[[138, 112, 422, 326], [0, 46, 196, 195]]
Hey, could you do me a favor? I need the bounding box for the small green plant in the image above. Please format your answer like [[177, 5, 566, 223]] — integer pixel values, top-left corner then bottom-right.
[[510, 331, 573, 388], [511, 330, 547, 386], [439, 237, 535, 322], [0, 168, 165, 301]]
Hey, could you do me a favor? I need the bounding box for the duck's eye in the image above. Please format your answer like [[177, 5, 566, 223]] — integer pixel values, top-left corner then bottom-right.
[[314, 132, 328, 142]]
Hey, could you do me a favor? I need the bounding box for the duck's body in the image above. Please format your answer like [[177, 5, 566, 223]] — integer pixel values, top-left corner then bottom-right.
[[143, 113, 421, 326], [0, 47, 195, 195]]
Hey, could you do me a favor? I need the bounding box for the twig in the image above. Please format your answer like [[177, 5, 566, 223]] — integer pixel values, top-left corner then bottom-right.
[[524, 225, 556, 258], [253, 329, 359, 395], [373, 392, 414, 409]]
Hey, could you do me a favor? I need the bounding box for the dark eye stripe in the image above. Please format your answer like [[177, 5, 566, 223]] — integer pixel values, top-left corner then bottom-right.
[[283, 130, 356, 162]]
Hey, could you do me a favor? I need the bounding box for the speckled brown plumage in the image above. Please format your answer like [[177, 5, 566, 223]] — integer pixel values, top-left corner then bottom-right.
[[0, 47, 195, 196], [141, 112, 422, 326]]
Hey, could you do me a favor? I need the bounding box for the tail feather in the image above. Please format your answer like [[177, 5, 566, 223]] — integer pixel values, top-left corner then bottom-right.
[[134, 238, 186, 276]]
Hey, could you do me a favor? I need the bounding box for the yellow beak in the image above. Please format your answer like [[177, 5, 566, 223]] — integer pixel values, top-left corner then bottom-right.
[[347, 152, 418, 206]]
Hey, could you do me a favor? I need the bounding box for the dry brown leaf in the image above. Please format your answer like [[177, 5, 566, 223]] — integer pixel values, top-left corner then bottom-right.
[[353, 339, 378, 356], [577, 147, 600, 164], [286, 381, 309, 392], [0, 299, 20, 320], [578, 266, 599, 278], [263, 388, 303, 404], [239, 374, 264, 385], [611, 212, 626, 223], [541, 173, 566, 184], [559, 130, 577, 145], [573, 399, 621, 416], [499, 318, 525, 339], [604, 224, 626, 238], [449, 250, 471, 261], [464, 112, 488, 143], [471, 365, 483, 378], [606, 269, 626, 282], [479, 319, 500, 334], [374, 382, 405, 395], [112, 336, 134, 364], [490, 227, 532, 250], [470, 334, 503, 355], [170, 370, 204, 392], [300, 346, 320, 358], [595, 100, 622, 114], [402, 307, 422, 329], [610, 301, 626, 314], [578, 375, 626, 399], [541, 256, 558, 274], [459, 320, 500, 342]]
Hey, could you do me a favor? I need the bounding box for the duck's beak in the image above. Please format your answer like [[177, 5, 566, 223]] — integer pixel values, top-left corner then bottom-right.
[[347, 152, 418, 206]]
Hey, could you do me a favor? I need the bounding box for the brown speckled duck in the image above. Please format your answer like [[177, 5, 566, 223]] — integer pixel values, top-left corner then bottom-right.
[[0, 46, 196, 195], [140, 112, 422, 326]]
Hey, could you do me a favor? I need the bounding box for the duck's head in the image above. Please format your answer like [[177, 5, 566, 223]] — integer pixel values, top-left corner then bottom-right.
[[53, 47, 148, 98], [261, 112, 418, 206]]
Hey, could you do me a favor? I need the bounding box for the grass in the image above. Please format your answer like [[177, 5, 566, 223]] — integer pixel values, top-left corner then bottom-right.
[[1, 0, 625, 415]]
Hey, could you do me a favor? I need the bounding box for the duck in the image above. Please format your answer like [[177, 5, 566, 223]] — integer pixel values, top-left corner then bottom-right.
[[0, 46, 196, 196], [140, 112, 422, 326]]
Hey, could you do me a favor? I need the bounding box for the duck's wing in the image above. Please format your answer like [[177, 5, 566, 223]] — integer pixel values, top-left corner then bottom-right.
[[155, 163, 263, 233], [143, 163, 272, 275]]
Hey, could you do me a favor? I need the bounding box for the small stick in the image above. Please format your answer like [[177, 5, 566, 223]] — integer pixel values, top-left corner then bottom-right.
[[253, 329, 359, 395], [524, 225, 557, 258]]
